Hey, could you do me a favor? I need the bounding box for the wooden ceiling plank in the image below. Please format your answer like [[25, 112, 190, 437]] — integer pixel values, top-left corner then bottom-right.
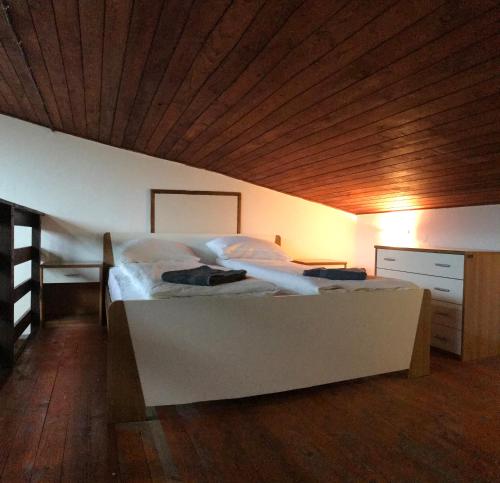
[[0, 41, 37, 122], [28, 0, 75, 134], [322, 179, 500, 201], [168, 0, 350, 160], [121, 0, 194, 149], [274, 177, 500, 209], [247, 92, 500, 182], [223, 28, 500, 176], [3, 0, 60, 127], [252, 70, 500, 187], [155, 0, 304, 158], [205, 1, 500, 172], [109, 0, 167, 147], [227, 11, 500, 173], [302, 164, 500, 200], [132, 0, 233, 152], [281, 148, 500, 196], [0, 87, 20, 118], [252, 46, 500, 176], [178, 0, 399, 166], [329, 189, 500, 213], [145, 0, 269, 155], [282, 139, 500, 195], [270, 114, 499, 192], [99, 0, 134, 143], [79, 0, 104, 140], [0, 58, 27, 118], [194, 0, 476, 170], [274, 125, 500, 192], [325, 190, 500, 212], [341, 195, 500, 214], [52, 0, 87, 137], [353, 199, 500, 214], [251, 145, 500, 201], [293, 142, 500, 188], [290, 151, 500, 196]]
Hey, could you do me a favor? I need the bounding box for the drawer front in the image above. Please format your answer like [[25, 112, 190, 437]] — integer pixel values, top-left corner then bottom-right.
[[431, 323, 462, 355], [376, 269, 463, 304], [431, 300, 463, 330], [43, 267, 100, 284], [377, 249, 464, 279]]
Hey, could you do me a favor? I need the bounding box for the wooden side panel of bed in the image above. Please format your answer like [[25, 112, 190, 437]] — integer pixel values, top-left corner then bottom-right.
[[409, 289, 432, 378], [102, 233, 114, 326], [107, 298, 146, 423]]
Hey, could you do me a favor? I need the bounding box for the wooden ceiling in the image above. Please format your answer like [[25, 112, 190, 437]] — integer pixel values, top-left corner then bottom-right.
[[0, 0, 499, 214]]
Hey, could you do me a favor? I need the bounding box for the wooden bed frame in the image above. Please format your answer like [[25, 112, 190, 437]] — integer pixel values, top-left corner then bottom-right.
[[103, 233, 431, 424]]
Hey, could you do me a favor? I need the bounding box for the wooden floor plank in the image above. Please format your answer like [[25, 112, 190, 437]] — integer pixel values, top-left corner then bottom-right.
[[1, 322, 499, 482], [158, 352, 500, 483], [115, 423, 154, 482]]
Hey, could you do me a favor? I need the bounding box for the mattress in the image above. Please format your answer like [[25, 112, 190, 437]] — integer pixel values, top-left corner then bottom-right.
[[217, 258, 417, 295]]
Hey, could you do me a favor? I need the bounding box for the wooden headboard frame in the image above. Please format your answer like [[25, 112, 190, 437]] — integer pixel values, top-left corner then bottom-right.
[[150, 189, 242, 233]]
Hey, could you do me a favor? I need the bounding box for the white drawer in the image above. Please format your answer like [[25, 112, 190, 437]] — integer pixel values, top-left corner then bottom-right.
[[377, 249, 464, 279], [431, 323, 462, 355], [43, 267, 100, 284], [376, 268, 463, 304], [431, 300, 463, 330]]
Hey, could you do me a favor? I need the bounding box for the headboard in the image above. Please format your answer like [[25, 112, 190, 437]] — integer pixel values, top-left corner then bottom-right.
[[150, 189, 241, 234]]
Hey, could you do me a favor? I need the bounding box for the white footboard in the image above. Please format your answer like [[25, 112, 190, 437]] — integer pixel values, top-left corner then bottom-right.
[[109, 289, 428, 416]]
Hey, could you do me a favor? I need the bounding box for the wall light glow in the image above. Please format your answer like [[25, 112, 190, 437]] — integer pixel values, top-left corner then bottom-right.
[[375, 210, 420, 247]]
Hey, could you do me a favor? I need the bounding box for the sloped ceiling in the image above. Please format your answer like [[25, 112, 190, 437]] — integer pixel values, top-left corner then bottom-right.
[[0, 0, 499, 214]]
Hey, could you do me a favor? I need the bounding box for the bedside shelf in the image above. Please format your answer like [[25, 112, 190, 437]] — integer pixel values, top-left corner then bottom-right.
[[40, 263, 103, 325], [292, 259, 347, 268]]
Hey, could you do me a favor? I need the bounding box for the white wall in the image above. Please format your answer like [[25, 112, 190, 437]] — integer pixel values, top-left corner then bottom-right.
[[0, 115, 356, 263], [355, 205, 500, 274]]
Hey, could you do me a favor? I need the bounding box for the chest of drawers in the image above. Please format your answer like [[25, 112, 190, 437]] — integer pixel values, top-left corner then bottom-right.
[[375, 246, 500, 361]]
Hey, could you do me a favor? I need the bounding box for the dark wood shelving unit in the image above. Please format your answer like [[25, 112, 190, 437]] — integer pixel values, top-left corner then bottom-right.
[[0, 198, 43, 370]]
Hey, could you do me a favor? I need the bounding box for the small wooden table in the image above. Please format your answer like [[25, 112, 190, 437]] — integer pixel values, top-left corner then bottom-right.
[[292, 259, 347, 268], [40, 262, 103, 325]]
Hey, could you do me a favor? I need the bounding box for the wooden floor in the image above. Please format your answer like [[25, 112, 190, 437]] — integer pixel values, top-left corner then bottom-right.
[[0, 324, 499, 482]]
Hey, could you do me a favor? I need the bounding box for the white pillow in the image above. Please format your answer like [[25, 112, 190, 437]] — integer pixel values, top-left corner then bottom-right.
[[206, 236, 290, 261], [120, 238, 200, 264]]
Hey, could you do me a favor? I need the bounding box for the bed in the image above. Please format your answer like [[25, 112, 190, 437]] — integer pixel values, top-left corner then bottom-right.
[[104, 232, 431, 424]]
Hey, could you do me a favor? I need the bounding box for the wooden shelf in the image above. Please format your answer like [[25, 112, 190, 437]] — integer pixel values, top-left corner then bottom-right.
[[292, 259, 347, 267]]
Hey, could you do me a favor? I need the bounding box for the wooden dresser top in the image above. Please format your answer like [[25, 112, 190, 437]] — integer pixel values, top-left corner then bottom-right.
[[374, 245, 500, 256]]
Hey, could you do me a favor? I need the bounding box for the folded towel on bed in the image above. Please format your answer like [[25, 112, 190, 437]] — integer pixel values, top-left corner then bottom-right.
[[162, 265, 247, 286], [303, 267, 367, 281]]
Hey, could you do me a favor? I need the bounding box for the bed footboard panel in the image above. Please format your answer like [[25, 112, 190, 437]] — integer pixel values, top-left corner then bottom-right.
[[112, 289, 427, 408]]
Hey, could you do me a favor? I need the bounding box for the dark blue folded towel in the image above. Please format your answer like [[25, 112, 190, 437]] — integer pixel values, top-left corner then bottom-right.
[[162, 265, 247, 286], [303, 267, 367, 281]]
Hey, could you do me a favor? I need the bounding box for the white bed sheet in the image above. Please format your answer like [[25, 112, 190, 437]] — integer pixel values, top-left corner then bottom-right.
[[118, 260, 278, 299], [109, 266, 150, 301], [217, 258, 417, 295]]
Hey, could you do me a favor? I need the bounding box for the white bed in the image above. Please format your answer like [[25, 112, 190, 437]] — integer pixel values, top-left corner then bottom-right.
[[104, 232, 431, 423]]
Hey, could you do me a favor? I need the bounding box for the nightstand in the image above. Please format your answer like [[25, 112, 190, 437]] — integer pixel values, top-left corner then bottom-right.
[[40, 262, 103, 325], [292, 259, 347, 268]]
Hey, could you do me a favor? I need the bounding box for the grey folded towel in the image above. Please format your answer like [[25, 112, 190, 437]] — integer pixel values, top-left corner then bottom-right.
[[303, 267, 367, 281], [161, 265, 247, 286]]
